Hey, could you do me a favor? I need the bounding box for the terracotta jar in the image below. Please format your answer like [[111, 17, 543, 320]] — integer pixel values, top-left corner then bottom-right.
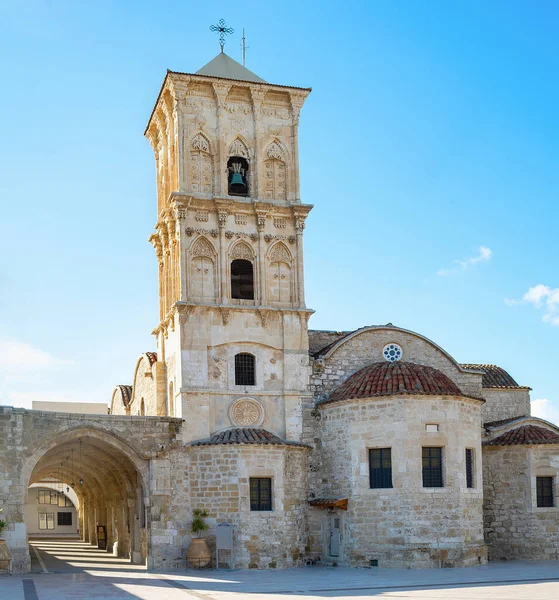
[[186, 538, 211, 568]]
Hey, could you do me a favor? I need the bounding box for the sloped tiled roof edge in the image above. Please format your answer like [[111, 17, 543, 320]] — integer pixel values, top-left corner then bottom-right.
[[484, 424, 559, 446], [460, 363, 530, 389], [188, 427, 311, 449]]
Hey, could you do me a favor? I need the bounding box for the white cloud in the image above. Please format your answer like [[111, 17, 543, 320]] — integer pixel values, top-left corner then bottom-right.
[[0, 339, 73, 372], [505, 284, 559, 326], [531, 398, 559, 426], [437, 246, 493, 276]]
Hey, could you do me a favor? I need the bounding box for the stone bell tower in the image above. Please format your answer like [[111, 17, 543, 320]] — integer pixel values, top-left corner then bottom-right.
[[145, 49, 313, 443]]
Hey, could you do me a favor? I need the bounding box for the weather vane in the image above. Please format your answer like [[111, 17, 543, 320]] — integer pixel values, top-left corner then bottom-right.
[[210, 18, 234, 53]]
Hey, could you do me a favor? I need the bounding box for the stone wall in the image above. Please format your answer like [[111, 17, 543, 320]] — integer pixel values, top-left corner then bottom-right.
[[184, 444, 309, 569], [310, 327, 484, 400], [311, 395, 486, 568], [483, 444, 559, 560], [481, 389, 531, 424]]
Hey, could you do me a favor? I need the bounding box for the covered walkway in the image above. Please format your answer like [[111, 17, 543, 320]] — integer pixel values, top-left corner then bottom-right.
[[29, 538, 146, 574]]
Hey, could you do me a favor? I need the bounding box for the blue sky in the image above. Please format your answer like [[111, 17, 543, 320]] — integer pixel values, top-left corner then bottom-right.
[[0, 1, 557, 420]]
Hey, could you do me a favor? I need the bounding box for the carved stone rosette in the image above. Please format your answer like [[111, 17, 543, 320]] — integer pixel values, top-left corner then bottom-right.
[[229, 397, 265, 428]]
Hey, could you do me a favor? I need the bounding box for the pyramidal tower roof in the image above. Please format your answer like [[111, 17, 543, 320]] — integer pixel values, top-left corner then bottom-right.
[[195, 52, 266, 83]]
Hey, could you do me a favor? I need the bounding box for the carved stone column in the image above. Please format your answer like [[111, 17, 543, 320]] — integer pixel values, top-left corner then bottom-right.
[[212, 82, 232, 197], [177, 209, 188, 300], [290, 92, 306, 202], [250, 88, 265, 200], [218, 209, 228, 303], [256, 211, 267, 305], [295, 217, 306, 307]]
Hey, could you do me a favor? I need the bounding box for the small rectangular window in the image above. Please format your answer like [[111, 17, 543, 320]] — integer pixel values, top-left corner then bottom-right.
[[38, 490, 47, 504], [250, 477, 272, 511], [57, 512, 72, 526], [537, 476, 554, 507], [369, 448, 393, 489], [422, 447, 444, 487], [425, 424, 439, 433], [235, 353, 256, 386], [39, 513, 55, 530], [466, 448, 474, 488]]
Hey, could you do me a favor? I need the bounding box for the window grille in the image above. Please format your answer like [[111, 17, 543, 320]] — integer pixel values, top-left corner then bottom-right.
[[537, 476, 554, 507], [250, 477, 272, 511], [466, 449, 474, 488], [235, 353, 256, 386], [231, 259, 254, 300], [369, 448, 393, 489], [57, 512, 72, 526], [422, 447, 444, 487]]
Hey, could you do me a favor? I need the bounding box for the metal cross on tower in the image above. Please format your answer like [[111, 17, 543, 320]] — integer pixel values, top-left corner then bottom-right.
[[210, 18, 234, 53]]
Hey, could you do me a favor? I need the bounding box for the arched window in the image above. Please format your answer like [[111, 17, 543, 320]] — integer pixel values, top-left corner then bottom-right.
[[235, 353, 256, 386], [227, 156, 249, 196], [231, 259, 254, 300]]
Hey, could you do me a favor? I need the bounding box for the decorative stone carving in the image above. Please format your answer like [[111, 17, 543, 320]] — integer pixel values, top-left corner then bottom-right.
[[266, 140, 285, 161], [190, 237, 215, 258], [230, 241, 254, 260], [229, 138, 250, 159], [268, 124, 282, 136], [195, 211, 209, 222], [269, 242, 292, 264], [229, 398, 265, 427], [273, 217, 287, 229], [192, 132, 210, 153], [185, 227, 219, 238]]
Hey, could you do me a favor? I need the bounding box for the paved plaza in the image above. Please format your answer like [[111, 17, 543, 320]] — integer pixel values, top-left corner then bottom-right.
[[1, 539, 559, 599]]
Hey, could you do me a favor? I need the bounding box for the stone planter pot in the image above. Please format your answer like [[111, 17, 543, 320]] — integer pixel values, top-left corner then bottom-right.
[[0, 539, 11, 572], [186, 538, 211, 568]]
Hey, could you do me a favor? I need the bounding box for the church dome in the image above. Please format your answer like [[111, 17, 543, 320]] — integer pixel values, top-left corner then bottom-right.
[[324, 361, 465, 405]]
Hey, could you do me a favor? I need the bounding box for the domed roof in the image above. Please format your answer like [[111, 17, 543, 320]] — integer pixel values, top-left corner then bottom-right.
[[324, 361, 464, 405]]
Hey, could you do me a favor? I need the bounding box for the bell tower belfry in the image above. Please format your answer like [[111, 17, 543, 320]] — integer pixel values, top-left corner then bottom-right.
[[145, 50, 312, 443]]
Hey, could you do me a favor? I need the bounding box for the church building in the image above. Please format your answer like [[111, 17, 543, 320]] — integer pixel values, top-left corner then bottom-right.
[[100, 47, 559, 568], [1, 43, 557, 575]]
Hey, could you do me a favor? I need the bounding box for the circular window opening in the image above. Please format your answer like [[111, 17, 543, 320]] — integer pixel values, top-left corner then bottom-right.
[[383, 343, 403, 362]]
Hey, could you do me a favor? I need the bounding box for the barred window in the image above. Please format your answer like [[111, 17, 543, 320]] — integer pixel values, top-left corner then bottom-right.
[[422, 447, 444, 488], [57, 512, 72, 526], [466, 448, 474, 488], [537, 476, 554, 507], [231, 259, 254, 300], [369, 448, 393, 489], [250, 477, 272, 511], [235, 353, 255, 386]]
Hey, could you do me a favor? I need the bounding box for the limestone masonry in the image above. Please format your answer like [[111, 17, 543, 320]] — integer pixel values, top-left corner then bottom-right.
[[1, 50, 558, 573]]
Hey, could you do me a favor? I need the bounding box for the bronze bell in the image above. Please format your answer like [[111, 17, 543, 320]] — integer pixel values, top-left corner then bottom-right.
[[229, 171, 247, 194]]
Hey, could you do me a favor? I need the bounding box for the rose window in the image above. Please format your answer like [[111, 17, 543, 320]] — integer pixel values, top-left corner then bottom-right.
[[383, 343, 403, 362]]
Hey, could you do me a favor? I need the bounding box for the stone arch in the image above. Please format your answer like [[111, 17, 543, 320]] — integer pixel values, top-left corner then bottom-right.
[[190, 131, 213, 194], [228, 136, 251, 160], [229, 239, 255, 261], [22, 425, 150, 566], [267, 242, 293, 303], [263, 140, 287, 200], [190, 236, 217, 301]]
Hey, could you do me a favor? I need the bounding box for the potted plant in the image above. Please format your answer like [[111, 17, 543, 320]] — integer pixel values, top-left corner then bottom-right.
[[186, 509, 211, 568], [0, 508, 11, 571]]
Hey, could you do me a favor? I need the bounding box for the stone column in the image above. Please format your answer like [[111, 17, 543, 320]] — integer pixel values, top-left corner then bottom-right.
[[295, 218, 306, 308], [218, 210, 228, 303], [256, 212, 267, 305], [212, 83, 232, 197], [250, 89, 265, 200]]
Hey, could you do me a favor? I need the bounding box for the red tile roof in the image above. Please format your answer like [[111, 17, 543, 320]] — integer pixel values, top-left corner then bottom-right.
[[190, 428, 310, 448], [117, 385, 133, 408], [484, 416, 528, 430], [323, 361, 468, 405], [145, 352, 158, 365], [460, 364, 530, 389], [485, 424, 559, 446]]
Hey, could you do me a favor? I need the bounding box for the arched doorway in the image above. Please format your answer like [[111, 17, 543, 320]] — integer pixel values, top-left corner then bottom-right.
[[23, 428, 149, 569]]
